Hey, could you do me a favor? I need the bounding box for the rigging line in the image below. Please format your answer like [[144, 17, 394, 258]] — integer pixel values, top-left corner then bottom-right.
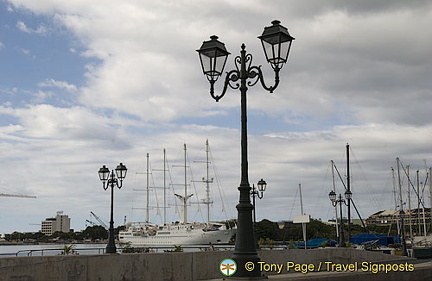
[[398, 159, 427, 209], [130, 170, 140, 220], [332, 162, 368, 230], [349, 147, 382, 211], [209, 144, 231, 219], [165, 152, 180, 218], [288, 185, 299, 220], [150, 162, 161, 218], [187, 149, 204, 219], [320, 160, 332, 215], [379, 170, 396, 210]]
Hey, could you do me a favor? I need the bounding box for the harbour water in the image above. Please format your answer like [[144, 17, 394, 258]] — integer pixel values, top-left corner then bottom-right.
[[0, 243, 235, 257], [0, 243, 106, 257]]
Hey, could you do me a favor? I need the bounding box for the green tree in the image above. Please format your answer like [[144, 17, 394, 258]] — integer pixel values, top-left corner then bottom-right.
[[82, 225, 108, 240]]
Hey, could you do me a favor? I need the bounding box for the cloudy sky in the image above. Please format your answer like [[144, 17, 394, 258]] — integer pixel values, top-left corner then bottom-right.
[[0, 0, 431, 234]]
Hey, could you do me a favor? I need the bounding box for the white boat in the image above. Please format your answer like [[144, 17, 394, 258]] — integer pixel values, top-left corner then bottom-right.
[[119, 221, 235, 246], [119, 141, 236, 246]]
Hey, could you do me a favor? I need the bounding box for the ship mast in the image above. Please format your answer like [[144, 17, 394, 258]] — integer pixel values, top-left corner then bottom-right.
[[163, 148, 167, 224], [174, 143, 193, 223], [396, 157, 408, 256], [146, 153, 150, 223], [330, 160, 339, 237], [203, 140, 214, 223]]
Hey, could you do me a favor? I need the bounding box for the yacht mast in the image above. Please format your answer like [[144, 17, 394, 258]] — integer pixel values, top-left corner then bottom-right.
[[392, 167, 400, 234], [184, 143, 187, 221], [396, 157, 408, 256], [174, 143, 193, 223], [203, 140, 214, 223], [299, 183, 307, 249], [163, 148, 167, 224], [331, 160, 339, 237], [146, 153, 150, 223], [430, 167, 432, 234]]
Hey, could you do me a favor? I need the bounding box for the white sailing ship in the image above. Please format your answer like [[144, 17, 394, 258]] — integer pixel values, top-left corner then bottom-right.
[[119, 141, 236, 246]]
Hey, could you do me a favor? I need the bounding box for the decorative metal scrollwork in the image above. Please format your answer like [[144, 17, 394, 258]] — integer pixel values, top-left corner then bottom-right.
[[209, 44, 281, 101]]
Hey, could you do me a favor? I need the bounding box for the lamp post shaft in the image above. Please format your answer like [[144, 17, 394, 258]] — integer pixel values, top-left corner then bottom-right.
[[231, 44, 262, 277], [106, 171, 117, 254], [338, 195, 346, 247]]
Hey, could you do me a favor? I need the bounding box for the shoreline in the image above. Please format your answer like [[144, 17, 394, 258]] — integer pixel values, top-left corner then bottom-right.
[[0, 241, 107, 246]]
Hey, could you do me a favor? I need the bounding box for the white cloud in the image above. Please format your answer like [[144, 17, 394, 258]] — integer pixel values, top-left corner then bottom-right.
[[38, 79, 78, 92], [16, 21, 47, 35], [19, 47, 30, 55]]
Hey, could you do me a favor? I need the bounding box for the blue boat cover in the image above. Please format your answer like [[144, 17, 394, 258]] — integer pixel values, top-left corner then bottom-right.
[[350, 233, 400, 246]]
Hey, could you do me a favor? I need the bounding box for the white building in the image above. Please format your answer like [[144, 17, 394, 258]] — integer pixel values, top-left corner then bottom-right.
[[41, 211, 71, 235]]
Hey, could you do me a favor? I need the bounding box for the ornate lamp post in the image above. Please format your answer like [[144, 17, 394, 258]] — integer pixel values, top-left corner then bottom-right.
[[197, 20, 294, 278], [98, 163, 127, 254], [251, 179, 267, 224], [329, 190, 352, 247]]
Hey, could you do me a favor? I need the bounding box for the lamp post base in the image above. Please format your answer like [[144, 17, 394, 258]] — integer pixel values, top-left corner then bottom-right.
[[105, 245, 117, 254]]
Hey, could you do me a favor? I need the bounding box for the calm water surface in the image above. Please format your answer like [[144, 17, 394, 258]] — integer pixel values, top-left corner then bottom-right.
[[0, 243, 234, 257], [0, 243, 106, 257]]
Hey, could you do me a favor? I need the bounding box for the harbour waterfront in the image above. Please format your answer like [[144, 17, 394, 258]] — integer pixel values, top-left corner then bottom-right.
[[0, 243, 235, 257], [0, 243, 106, 257], [0, 248, 429, 281]]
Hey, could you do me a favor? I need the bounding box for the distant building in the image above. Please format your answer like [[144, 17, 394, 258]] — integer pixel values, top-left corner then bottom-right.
[[366, 208, 431, 227], [41, 211, 71, 235]]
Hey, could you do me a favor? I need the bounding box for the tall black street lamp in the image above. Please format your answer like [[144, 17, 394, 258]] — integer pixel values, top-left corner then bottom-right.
[[197, 20, 294, 278], [98, 163, 127, 254], [251, 179, 267, 224], [329, 190, 352, 247]]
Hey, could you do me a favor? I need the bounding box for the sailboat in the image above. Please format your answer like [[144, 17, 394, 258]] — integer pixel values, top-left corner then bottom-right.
[[119, 141, 236, 246]]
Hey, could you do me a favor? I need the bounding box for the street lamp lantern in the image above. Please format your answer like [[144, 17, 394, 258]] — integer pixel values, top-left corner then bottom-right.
[[259, 20, 295, 71], [329, 190, 350, 247], [251, 179, 267, 225], [115, 162, 127, 180], [197, 35, 230, 83], [98, 165, 110, 184], [344, 189, 352, 200], [329, 190, 337, 202], [257, 178, 267, 192], [98, 163, 127, 253]]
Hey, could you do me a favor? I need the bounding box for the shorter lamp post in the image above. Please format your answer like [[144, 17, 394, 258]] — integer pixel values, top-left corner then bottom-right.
[[98, 163, 127, 254], [251, 179, 267, 224], [329, 189, 352, 247], [399, 210, 408, 256]]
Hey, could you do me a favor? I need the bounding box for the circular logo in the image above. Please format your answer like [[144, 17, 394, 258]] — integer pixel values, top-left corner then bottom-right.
[[220, 259, 237, 277]]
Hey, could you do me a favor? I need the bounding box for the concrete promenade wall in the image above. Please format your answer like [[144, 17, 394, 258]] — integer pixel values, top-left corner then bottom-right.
[[0, 248, 428, 281]]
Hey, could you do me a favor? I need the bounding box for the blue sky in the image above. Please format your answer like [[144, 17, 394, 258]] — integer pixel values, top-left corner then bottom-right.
[[0, 0, 431, 234]]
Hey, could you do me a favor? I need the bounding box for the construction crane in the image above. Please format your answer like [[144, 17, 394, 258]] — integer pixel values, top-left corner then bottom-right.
[[90, 211, 109, 230], [0, 193, 36, 199], [85, 220, 99, 227]]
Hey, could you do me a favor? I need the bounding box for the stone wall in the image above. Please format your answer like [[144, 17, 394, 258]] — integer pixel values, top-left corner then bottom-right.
[[0, 248, 428, 281]]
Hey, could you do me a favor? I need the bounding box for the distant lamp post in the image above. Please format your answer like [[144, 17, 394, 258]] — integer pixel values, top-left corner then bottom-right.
[[399, 210, 408, 256], [251, 179, 267, 224], [197, 20, 294, 278], [329, 190, 351, 247], [98, 163, 127, 254]]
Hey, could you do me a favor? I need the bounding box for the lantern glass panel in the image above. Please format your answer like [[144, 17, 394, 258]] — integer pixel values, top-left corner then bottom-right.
[[329, 190, 337, 202], [115, 163, 127, 180], [98, 166, 110, 182]]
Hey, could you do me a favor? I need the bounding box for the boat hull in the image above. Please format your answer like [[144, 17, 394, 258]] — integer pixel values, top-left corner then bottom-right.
[[119, 224, 236, 246]]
